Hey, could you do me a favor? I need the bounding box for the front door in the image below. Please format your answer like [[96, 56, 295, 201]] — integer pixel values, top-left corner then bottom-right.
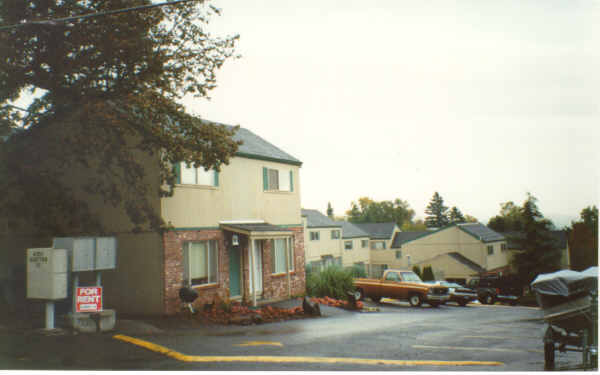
[[229, 246, 241, 298], [249, 240, 263, 296]]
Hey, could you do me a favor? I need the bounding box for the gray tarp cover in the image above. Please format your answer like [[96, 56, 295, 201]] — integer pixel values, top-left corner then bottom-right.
[[531, 267, 598, 296]]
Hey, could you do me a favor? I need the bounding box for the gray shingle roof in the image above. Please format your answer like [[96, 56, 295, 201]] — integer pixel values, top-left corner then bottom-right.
[[221, 223, 290, 232], [302, 209, 340, 228], [447, 252, 486, 273], [334, 221, 370, 239], [353, 222, 397, 240], [391, 231, 429, 248], [204, 121, 301, 166], [457, 223, 505, 243]]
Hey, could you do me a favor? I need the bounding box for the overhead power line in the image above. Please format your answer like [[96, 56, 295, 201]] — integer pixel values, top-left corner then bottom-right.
[[0, 0, 201, 31]]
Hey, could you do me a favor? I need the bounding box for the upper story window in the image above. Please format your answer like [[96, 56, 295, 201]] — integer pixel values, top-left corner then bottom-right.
[[370, 241, 386, 250], [310, 231, 320, 241], [344, 241, 353, 250], [395, 250, 402, 259], [501, 243, 507, 252], [487, 245, 494, 255], [263, 167, 294, 192], [361, 240, 368, 248], [178, 162, 219, 187], [331, 230, 340, 239]]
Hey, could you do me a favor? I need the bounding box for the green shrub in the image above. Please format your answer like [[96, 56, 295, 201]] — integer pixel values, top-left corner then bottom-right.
[[348, 264, 366, 278], [421, 265, 435, 281], [306, 265, 355, 300]]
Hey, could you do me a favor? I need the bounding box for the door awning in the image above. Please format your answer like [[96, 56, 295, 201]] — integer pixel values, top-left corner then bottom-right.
[[220, 223, 292, 239]]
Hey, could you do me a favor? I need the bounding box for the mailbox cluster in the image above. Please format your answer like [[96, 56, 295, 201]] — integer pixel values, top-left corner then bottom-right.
[[26, 237, 117, 330]]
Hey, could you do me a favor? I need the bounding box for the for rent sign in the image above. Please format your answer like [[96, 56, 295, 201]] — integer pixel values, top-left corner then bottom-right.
[[76, 287, 102, 312]]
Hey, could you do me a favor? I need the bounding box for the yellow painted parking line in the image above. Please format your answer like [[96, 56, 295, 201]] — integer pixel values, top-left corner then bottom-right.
[[413, 345, 543, 354], [113, 334, 503, 367], [235, 341, 283, 347]]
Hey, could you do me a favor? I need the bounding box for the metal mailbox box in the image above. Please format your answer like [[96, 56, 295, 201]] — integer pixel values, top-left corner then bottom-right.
[[53, 237, 117, 271], [26, 248, 68, 300]]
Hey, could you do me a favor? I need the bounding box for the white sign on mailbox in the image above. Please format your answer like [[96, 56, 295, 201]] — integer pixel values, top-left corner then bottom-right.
[[26, 248, 68, 300]]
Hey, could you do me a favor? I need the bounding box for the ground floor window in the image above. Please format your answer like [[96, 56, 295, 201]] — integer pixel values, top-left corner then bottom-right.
[[271, 237, 294, 274], [344, 240, 353, 250], [183, 240, 218, 286]]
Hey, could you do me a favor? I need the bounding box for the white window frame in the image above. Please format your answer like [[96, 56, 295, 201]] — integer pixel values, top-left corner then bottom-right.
[[371, 241, 385, 250], [264, 167, 293, 192], [271, 237, 294, 274], [487, 245, 494, 255], [344, 240, 353, 250], [501, 243, 507, 252], [310, 231, 320, 241], [361, 240, 368, 248], [331, 230, 340, 239], [395, 250, 402, 259], [183, 240, 218, 287], [180, 162, 217, 187]]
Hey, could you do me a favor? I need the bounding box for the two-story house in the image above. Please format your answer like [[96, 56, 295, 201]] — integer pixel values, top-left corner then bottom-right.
[[301, 209, 343, 271], [335, 221, 371, 272], [1, 120, 306, 316], [353, 222, 401, 277], [389, 222, 506, 284]]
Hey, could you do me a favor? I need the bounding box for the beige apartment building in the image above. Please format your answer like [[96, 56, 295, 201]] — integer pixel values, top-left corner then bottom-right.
[[301, 209, 343, 270]]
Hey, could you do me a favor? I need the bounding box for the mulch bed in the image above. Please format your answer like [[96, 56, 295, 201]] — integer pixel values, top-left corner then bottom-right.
[[191, 296, 364, 326]]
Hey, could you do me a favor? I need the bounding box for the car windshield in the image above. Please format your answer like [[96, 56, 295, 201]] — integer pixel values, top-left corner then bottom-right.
[[400, 272, 422, 282]]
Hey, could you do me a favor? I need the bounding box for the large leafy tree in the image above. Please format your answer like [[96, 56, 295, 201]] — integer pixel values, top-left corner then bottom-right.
[[424, 192, 449, 228], [0, 1, 240, 235], [567, 205, 598, 271], [326, 202, 334, 219], [487, 201, 525, 232], [510, 194, 562, 284], [346, 197, 415, 228]]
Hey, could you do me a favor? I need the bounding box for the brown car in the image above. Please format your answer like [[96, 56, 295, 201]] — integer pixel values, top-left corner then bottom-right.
[[354, 269, 450, 307]]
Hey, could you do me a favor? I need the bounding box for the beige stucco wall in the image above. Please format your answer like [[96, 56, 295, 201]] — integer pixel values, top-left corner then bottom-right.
[[341, 237, 370, 267], [162, 157, 302, 228], [303, 225, 343, 263], [414, 254, 478, 282], [368, 226, 401, 266], [392, 227, 509, 273]]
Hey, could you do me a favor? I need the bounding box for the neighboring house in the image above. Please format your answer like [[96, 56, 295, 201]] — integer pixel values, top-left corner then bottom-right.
[[390, 223, 507, 283], [504, 230, 571, 271], [1, 121, 306, 315], [335, 221, 371, 272], [301, 209, 343, 270], [353, 222, 401, 277]]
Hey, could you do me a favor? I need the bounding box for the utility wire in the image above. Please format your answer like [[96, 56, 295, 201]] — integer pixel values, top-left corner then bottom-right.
[[0, 0, 201, 31]]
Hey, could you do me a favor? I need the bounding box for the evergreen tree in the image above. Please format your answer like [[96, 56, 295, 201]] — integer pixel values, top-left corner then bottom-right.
[[510, 194, 562, 284], [448, 206, 466, 223], [421, 266, 435, 281], [567, 205, 598, 270], [412, 265, 422, 278], [424, 192, 449, 228], [327, 202, 334, 219]]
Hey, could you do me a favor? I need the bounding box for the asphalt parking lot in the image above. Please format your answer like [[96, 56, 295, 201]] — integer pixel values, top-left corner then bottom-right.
[[0, 299, 586, 371]]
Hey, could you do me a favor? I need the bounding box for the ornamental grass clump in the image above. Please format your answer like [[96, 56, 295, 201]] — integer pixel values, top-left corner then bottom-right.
[[306, 265, 355, 300]]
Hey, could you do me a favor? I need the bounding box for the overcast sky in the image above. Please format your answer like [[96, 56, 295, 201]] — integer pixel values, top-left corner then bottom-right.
[[183, 0, 599, 227]]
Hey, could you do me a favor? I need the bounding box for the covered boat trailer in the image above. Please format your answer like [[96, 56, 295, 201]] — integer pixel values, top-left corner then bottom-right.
[[532, 267, 598, 371]]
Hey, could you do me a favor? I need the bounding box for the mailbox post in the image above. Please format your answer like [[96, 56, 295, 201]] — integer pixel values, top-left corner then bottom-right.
[[26, 248, 68, 330]]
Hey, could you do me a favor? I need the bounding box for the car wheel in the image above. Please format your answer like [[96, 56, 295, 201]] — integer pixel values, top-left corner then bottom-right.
[[458, 300, 468, 307], [371, 295, 382, 303], [409, 294, 422, 307], [484, 294, 495, 305], [510, 300, 518, 306], [354, 289, 364, 301], [430, 302, 440, 308]]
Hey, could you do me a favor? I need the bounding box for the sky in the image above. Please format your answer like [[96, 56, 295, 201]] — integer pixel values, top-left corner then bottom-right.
[[181, 0, 599, 228], [14, 1, 596, 227]]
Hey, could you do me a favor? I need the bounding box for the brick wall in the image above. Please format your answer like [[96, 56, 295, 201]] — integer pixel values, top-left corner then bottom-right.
[[162, 226, 306, 315], [162, 229, 228, 315]]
